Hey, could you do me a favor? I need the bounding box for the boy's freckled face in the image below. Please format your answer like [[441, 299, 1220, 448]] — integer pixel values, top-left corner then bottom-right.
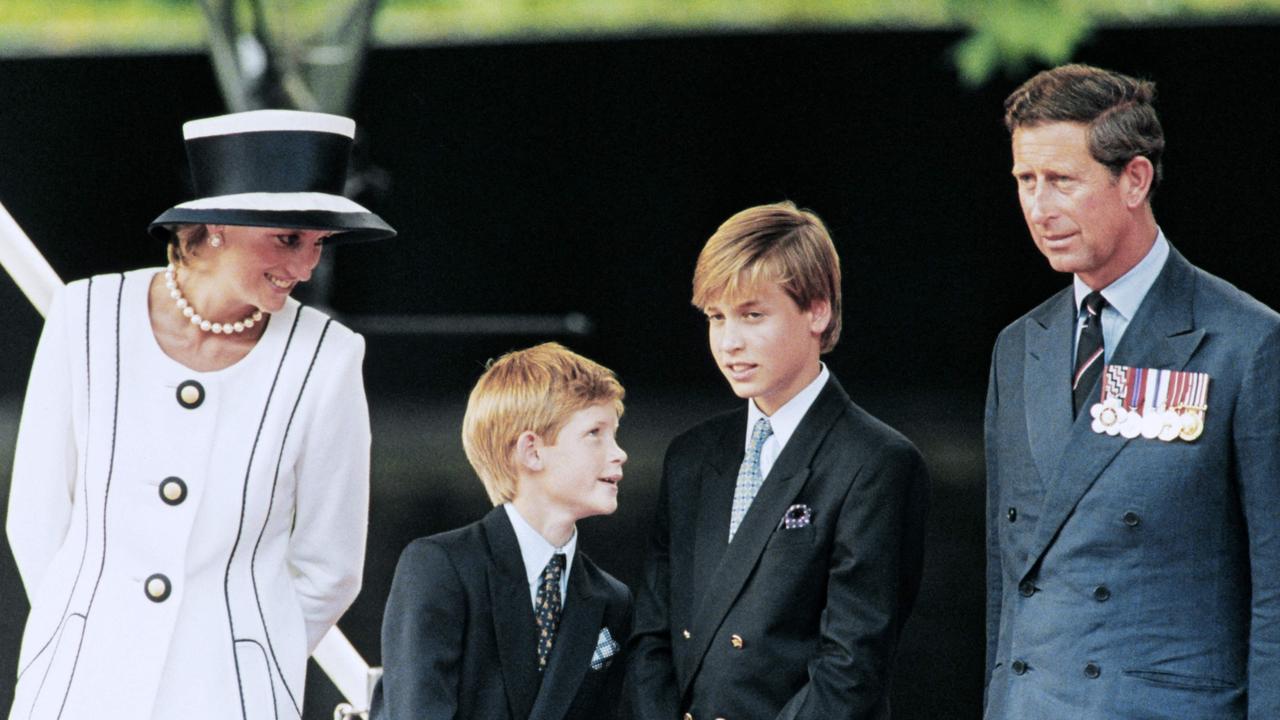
[[704, 280, 826, 416], [536, 403, 628, 519]]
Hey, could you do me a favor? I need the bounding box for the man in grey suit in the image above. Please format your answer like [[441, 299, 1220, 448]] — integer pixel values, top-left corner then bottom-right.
[[985, 63, 1280, 718]]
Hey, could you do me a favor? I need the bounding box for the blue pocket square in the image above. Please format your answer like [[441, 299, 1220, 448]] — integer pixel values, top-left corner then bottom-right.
[[780, 503, 813, 529], [590, 627, 620, 670]]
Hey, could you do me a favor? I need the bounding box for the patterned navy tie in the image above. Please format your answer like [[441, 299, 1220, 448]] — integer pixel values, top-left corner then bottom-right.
[[729, 417, 773, 541], [535, 553, 566, 671], [1073, 291, 1107, 417]]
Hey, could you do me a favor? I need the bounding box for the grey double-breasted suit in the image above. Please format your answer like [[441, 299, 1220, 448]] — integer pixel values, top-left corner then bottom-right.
[[985, 247, 1280, 718]]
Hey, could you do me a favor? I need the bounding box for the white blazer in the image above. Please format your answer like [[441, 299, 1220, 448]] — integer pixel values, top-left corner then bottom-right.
[[6, 269, 370, 720]]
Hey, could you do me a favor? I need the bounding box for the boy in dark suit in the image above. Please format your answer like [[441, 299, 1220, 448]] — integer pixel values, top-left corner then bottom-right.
[[628, 202, 929, 720], [373, 342, 632, 720]]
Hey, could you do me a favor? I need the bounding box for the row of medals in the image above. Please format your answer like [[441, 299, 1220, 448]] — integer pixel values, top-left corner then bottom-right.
[[1089, 396, 1205, 442]]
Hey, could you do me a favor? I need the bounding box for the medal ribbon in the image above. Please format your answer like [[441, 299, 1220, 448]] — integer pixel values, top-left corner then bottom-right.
[[1126, 367, 1144, 413], [1155, 369, 1170, 412], [1143, 369, 1159, 417], [1191, 371, 1209, 409], [1168, 370, 1184, 410]]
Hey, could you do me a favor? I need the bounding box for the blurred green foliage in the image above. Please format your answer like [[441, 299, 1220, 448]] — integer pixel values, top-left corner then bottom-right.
[[1, 0, 1277, 83], [0, 0, 206, 54], [948, 0, 1280, 83]]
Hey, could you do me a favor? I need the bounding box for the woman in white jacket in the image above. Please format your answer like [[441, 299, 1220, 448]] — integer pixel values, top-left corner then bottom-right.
[[6, 110, 395, 720]]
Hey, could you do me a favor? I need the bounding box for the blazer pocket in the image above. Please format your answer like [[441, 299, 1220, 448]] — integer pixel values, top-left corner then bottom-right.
[[16, 613, 85, 716], [766, 524, 816, 549], [1123, 669, 1237, 690], [590, 626, 621, 671], [234, 639, 278, 720]]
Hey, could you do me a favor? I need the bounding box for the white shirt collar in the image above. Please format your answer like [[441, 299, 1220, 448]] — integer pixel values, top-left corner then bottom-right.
[[1074, 227, 1170, 321], [502, 503, 577, 588], [746, 362, 830, 451]]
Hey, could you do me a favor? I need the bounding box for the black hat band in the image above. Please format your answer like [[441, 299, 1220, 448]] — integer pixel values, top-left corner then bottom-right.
[[185, 131, 351, 197]]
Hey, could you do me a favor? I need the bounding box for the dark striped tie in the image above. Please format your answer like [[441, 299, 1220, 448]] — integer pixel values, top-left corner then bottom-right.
[[1073, 291, 1107, 416]]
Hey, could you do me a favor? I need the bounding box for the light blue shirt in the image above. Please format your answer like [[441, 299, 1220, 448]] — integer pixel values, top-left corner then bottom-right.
[[1073, 228, 1170, 363], [746, 362, 829, 479], [503, 503, 576, 611]]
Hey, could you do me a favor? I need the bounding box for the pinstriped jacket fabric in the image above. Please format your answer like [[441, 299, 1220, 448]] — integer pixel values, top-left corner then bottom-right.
[[6, 268, 370, 719], [984, 248, 1280, 718]]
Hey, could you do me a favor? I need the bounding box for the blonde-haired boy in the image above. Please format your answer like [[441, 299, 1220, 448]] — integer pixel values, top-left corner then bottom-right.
[[373, 342, 632, 720], [629, 202, 930, 719]]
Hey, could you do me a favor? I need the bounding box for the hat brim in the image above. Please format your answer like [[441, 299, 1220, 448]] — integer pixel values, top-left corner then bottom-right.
[[149, 192, 396, 244]]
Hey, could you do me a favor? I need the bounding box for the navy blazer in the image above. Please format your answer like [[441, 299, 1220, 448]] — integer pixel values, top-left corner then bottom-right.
[[628, 374, 929, 720], [371, 507, 632, 720], [985, 247, 1280, 718]]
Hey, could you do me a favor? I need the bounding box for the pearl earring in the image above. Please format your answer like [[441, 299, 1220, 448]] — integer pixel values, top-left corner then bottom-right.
[[209, 233, 223, 248]]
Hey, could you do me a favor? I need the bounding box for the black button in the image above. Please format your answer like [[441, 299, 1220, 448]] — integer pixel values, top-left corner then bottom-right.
[[159, 477, 187, 506], [1007, 507, 1017, 523], [1011, 660, 1027, 675], [1084, 662, 1101, 679], [144, 573, 172, 602], [1122, 511, 1140, 527], [1093, 585, 1111, 602], [176, 380, 205, 409], [1018, 580, 1036, 597]]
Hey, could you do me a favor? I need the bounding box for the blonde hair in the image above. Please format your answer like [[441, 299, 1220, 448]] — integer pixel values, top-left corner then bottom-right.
[[691, 201, 842, 352], [462, 342, 625, 505]]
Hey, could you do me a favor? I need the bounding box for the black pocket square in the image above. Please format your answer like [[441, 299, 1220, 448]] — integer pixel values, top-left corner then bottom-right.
[[780, 503, 813, 529]]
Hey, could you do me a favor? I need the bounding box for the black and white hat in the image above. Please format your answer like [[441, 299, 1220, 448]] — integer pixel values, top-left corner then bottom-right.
[[149, 109, 395, 244]]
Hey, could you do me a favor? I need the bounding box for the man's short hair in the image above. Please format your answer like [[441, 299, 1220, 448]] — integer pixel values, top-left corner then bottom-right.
[[1004, 63, 1165, 198], [691, 201, 842, 353], [462, 342, 625, 505]]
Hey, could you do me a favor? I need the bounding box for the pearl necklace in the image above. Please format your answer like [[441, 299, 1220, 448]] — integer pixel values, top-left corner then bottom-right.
[[164, 264, 263, 334]]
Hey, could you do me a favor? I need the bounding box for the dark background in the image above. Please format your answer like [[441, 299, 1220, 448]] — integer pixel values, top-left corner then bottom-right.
[[0, 23, 1276, 719]]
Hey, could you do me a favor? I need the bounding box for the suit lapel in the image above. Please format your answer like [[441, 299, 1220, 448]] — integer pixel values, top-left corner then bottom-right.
[[1023, 286, 1076, 491], [683, 377, 845, 691], [1108, 249, 1205, 373], [483, 508, 542, 720], [691, 411, 745, 605], [1022, 249, 1205, 579], [528, 558, 607, 720]]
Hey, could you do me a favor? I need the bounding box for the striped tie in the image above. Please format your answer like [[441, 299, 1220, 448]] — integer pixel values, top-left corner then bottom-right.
[[1073, 291, 1107, 416], [729, 417, 773, 541]]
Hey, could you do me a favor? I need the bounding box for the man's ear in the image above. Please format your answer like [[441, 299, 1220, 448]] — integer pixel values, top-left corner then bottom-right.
[[806, 298, 832, 337], [1120, 156, 1155, 208], [514, 430, 544, 472]]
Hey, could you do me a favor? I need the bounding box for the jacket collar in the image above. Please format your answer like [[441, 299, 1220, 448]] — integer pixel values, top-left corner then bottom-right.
[[483, 507, 542, 720], [680, 375, 849, 695], [1020, 246, 1205, 581], [528, 558, 609, 720]]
